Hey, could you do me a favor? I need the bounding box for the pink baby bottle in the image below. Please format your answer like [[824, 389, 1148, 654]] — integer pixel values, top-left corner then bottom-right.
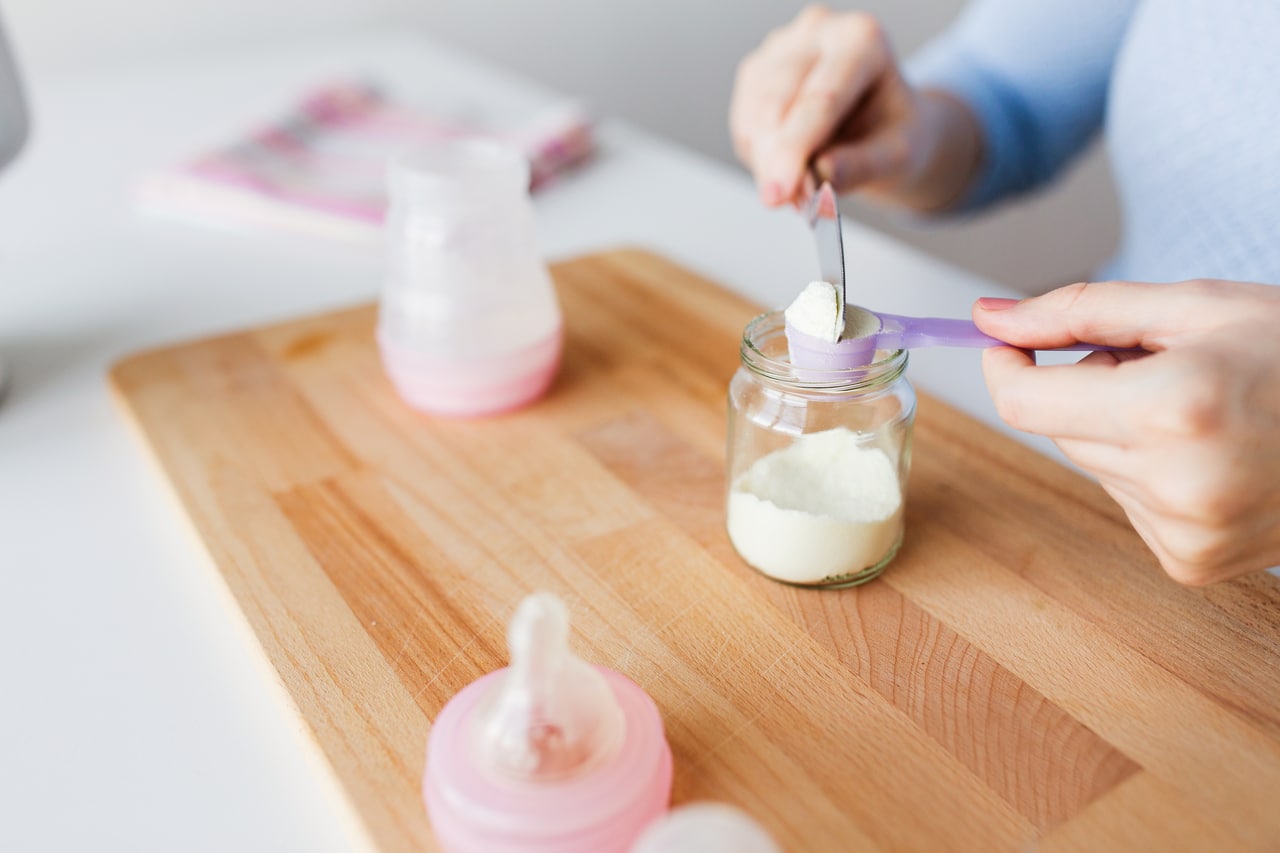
[[424, 593, 673, 852], [378, 139, 563, 417]]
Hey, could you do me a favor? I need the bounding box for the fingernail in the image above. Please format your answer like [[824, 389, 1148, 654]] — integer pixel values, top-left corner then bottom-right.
[[794, 183, 812, 211], [977, 297, 1020, 311], [814, 157, 836, 187], [762, 181, 785, 205]]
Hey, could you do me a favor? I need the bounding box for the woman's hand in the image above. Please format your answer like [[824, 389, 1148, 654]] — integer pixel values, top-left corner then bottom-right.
[[974, 280, 1280, 585], [729, 5, 980, 210]]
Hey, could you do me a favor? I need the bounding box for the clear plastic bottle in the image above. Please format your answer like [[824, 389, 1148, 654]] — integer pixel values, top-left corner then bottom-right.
[[726, 310, 916, 588], [378, 140, 562, 416]]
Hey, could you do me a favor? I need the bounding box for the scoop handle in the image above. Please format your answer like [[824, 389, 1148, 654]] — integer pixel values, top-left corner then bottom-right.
[[877, 314, 1136, 353]]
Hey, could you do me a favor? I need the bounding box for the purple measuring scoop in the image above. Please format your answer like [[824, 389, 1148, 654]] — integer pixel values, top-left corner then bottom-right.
[[785, 307, 1131, 372]]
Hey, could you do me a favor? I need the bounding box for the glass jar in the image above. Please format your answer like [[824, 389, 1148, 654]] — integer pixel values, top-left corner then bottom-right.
[[378, 139, 562, 417], [726, 310, 916, 588]]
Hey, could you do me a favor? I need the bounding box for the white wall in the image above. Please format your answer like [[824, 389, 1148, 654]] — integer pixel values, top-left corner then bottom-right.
[[1, 0, 1119, 293], [0, 0, 400, 76]]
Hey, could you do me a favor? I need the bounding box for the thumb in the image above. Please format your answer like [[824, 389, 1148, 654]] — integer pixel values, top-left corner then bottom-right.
[[972, 280, 1209, 351], [813, 130, 910, 193]]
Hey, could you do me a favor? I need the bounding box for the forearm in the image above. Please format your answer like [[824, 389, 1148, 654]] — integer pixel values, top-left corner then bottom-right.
[[902, 0, 1134, 211]]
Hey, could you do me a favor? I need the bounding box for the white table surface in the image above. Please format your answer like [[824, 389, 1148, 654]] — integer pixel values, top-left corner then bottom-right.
[[0, 31, 1062, 852]]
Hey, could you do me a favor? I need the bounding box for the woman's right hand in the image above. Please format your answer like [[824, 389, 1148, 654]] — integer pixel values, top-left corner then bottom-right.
[[729, 5, 980, 210]]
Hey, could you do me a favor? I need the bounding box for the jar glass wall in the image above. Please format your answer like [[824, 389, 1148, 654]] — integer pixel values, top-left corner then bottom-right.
[[726, 310, 916, 588]]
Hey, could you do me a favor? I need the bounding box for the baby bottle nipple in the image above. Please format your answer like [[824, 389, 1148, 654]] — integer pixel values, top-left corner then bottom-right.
[[423, 592, 673, 853], [471, 592, 624, 781]]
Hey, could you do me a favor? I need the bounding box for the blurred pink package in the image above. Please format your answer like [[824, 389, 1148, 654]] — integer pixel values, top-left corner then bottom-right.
[[136, 81, 593, 244]]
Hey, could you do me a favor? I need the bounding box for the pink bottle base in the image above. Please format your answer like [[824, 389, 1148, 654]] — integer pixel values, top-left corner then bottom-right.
[[378, 328, 562, 417], [424, 666, 673, 853]]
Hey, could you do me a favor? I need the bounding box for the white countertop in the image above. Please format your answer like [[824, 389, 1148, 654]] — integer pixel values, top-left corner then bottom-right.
[[0, 31, 1061, 852]]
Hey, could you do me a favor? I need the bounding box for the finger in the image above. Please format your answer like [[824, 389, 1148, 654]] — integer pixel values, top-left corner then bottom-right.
[[1123, 507, 1240, 586], [1053, 436, 1135, 480], [981, 346, 1153, 442], [812, 129, 910, 192], [756, 16, 891, 203], [1093, 479, 1242, 585], [1095, 480, 1202, 572], [730, 8, 831, 183], [730, 49, 819, 169], [1101, 485, 1175, 567], [792, 169, 818, 211], [972, 279, 1260, 351], [1052, 440, 1174, 532]]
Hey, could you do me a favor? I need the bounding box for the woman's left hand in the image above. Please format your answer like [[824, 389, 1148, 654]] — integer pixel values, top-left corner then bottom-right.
[[974, 278, 1280, 585]]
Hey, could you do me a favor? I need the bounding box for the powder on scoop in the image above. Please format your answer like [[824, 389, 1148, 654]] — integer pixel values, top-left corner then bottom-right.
[[784, 281, 881, 342]]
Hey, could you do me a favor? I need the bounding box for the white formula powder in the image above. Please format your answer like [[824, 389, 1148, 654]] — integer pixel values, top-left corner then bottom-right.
[[783, 281, 880, 342], [727, 427, 903, 584]]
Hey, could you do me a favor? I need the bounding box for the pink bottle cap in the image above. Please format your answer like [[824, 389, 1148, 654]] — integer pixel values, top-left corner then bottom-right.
[[424, 593, 672, 852]]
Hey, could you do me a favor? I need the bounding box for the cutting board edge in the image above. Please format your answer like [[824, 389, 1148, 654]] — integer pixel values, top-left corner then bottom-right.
[[106, 377, 387, 852]]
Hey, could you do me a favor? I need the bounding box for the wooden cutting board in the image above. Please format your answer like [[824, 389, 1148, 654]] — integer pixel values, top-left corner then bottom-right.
[[111, 249, 1280, 852]]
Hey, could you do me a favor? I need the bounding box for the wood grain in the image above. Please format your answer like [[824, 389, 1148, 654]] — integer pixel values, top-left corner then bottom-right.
[[110, 249, 1280, 852]]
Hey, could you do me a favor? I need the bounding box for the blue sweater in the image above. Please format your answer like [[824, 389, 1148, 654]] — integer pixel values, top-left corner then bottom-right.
[[909, 0, 1280, 284]]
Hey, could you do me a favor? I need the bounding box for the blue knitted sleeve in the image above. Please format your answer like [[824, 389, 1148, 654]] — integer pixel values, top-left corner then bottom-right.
[[906, 0, 1138, 211]]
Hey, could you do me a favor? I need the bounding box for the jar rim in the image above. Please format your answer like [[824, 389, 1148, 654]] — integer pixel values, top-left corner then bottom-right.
[[740, 310, 908, 392]]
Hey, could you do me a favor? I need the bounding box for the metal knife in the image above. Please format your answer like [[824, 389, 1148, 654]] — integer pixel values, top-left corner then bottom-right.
[[805, 181, 846, 340]]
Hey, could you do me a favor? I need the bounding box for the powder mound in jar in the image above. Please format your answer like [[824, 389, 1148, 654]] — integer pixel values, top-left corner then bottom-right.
[[738, 428, 900, 521], [727, 427, 903, 584], [784, 281, 881, 343]]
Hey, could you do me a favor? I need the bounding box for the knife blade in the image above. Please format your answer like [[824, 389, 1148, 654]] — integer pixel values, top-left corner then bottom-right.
[[805, 181, 846, 341]]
